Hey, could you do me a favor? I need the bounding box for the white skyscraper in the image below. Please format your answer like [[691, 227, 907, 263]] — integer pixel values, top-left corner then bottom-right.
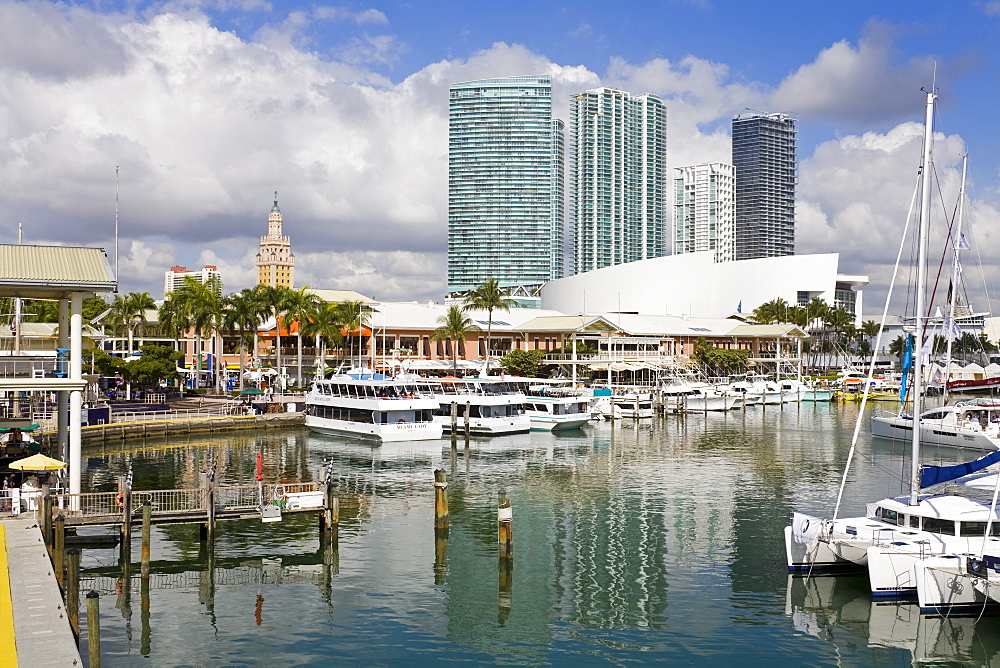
[[673, 163, 735, 262], [570, 88, 667, 275]]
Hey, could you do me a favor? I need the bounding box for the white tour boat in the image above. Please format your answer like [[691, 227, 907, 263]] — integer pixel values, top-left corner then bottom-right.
[[519, 380, 592, 431], [305, 370, 443, 442], [417, 377, 530, 435]]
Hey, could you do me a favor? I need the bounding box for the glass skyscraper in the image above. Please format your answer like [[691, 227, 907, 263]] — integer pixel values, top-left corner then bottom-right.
[[569, 88, 667, 275], [731, 112, 797, 260], [448, 76, 565, 294]]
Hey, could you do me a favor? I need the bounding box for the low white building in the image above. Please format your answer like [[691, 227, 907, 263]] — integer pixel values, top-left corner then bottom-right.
[[542, 251, 867, 320]]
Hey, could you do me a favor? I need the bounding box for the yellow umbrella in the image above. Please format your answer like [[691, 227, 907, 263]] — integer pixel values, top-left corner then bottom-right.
[[9, 453, 66, 471]]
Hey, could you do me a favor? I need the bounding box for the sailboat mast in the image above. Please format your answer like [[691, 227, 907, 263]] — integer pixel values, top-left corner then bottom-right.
[[942, 155, 968, 405], [910, 90, 936, 506]]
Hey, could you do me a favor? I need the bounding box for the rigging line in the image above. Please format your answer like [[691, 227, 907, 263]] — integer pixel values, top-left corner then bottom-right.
[[832, 177, 921, 520]]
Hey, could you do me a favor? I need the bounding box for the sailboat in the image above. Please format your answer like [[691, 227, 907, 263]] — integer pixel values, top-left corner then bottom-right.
[[784, 90, 1000, 598]]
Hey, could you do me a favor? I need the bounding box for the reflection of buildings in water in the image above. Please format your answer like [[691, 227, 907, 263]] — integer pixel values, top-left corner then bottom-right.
[[786, 575, 1000, 665]]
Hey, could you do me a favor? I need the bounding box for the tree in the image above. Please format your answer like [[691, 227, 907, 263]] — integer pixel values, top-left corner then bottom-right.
[[221, 289, 269, 390], [462, 278, 516, 365], [169, 277, 223, 390], [253, 284, 293, 383], [283, 287, 321, 386], [122, 344, 183, 389], [108, 291, 156, 399], [335, 300, 370, 367], [750, 298, 790, 325], [500, 349, 548, 377], [692, 336, 750, 377], [302, 301, 347, 378], [431, 306, 480, 373]]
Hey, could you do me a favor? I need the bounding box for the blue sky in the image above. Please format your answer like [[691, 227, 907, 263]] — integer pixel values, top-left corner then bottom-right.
[[2, 0, 999, 311]]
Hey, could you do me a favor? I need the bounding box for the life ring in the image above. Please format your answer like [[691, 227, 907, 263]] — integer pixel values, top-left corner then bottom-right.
[[116, 493, 125, 508], [116, 578, 124, 594]]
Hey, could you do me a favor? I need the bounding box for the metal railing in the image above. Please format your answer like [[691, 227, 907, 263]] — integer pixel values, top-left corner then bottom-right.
[[131, 488, 203, 513]]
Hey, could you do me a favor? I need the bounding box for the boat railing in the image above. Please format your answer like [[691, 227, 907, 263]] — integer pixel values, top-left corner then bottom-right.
[[0, 354, 59, 379], [131, 488, 204, 513]]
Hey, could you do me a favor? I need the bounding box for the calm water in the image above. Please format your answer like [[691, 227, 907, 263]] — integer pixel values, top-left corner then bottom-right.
[[73, 403, 1000, 666]]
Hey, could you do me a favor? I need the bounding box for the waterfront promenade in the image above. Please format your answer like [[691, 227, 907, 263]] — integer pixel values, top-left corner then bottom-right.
[[0, 518, 80, 666]]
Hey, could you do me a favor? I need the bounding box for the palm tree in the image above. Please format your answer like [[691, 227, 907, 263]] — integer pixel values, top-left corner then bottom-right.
[[301, 301, 347, 379], [253, 284, 293, 385], [431, 306, 480, 374], [109, 291, 156, 399], [462, 278, 515, 369], [335, 300, 370, 367], [171, 276, 223, 390], [222, 289, 269, 391], [859, 320, 880, 362], [283, 287, 320, 386]]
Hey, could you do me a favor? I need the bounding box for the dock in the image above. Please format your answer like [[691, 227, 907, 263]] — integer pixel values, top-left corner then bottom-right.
[[0, 518, 81, 666]]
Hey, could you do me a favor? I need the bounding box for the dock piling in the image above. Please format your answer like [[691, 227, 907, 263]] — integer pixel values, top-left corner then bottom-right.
[[141, 501, 151, 579], [86, 591, 101, 667], [433, 469, 449, 533], [497, 490, 513, 560], [42, 493, 53, 553], [54, 514, 66, 589], [66, 547, 81, 639], [464, 401, 471, 436]]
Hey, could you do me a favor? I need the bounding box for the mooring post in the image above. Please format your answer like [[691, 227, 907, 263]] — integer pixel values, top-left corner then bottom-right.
[[53, 514, 66, 589], [497, 490, 512, 560], [119, 476, 132, 548], [464, 401, 471, 436], [433, 469, 449, 533], [329, 496, 339, 549], [199, 472, 216, 543], [86, 590, 101, 667], [450, 401, 458, 435], [141, 501, 151, 579], [42, 494, 53, 553], [66, 547, 81, 639]]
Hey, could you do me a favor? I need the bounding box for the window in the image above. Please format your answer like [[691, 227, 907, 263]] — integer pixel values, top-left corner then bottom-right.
[[922, 517, 956, 535], [880, 508, 900, 525]]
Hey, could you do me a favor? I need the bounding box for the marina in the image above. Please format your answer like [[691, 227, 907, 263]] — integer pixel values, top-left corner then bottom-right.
[[12, 400, 995, 665]]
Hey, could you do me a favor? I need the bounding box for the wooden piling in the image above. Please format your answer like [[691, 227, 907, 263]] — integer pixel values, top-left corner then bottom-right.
[[464, 401, 471, 436], [53, 514, 66, 589], [200, 473, 216, 543], [433, 469, 449, 533], [141, 501, 151, 579], [42, 494, 53, 553], [497, 490, 513, 560], [320, 480, 339, 549], [450, 402, 458, 434], [66, 547, 81, 639], [86, 591, 101, 667], [120, 477, 133, 547]]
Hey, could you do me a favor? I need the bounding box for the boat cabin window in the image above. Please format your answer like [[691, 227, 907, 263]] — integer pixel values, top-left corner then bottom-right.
[[922, 517, 956, 535], [909, 515, 920, 528], [959, 521, 1000, 537], [880, 508, 901, 526], [922, 411, 950, 420]]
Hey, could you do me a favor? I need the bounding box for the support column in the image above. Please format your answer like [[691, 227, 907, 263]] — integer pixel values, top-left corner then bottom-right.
[[57, 299, 70, 463], [69, 292, 83, 505]]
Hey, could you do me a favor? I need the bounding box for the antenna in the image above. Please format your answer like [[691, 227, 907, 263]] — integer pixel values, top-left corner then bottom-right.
[[114, 165, 120, 291], [17, 222, 21, 244]]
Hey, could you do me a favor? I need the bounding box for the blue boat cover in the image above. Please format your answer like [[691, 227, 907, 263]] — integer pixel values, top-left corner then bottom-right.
[[899, 334, 913, 405], [920, 449, 1000, 488]]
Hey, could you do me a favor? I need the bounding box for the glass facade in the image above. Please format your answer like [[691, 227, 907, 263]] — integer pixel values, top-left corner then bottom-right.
[[731, 112, 797, 261], [570, 88, 667, 274], [672, 162, 734, 261], [448, 76, 565, 293]]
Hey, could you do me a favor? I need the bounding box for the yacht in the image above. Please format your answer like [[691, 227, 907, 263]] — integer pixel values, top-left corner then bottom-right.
[[417, 377, 530, 435], [871, 399, 1000, 451], [305, 370, 443, 442], [518, 380, 592, 431]]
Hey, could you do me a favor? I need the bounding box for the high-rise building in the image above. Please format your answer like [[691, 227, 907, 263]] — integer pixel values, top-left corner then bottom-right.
[[731, 112, 797, 260], [163, 265, 222, 299], [256, 192, 295, 288], [448, 75, 565, 294], [673, 163, 735, 261], [570, 88, 667, 274]]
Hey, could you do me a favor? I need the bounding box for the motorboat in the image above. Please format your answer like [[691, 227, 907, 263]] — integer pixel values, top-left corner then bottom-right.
[[871, 400, 1000, 451], [516, 380, 591, 431], [417, 376, 530, 435], [305, 370, 443, 442]]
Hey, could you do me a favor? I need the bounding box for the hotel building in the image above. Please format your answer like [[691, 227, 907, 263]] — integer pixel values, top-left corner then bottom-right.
[[673, 162, 735, 261], [163, 264, 222, 298]]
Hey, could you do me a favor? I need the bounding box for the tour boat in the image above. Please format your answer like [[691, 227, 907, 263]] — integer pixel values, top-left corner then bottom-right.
[[660, 378, 742, 412], [519, 381, 592, 431], [416, 377, 530, 435], [305, 370, 443, 442]]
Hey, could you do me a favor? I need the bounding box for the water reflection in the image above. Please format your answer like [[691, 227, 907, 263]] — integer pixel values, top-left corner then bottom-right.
[[70, 406, 1000, 664]]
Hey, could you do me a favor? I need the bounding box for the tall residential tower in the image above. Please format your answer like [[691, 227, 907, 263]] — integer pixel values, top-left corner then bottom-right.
[[673, 163, 735, 261], [448, 76, 565, 294], [570, 88, 667, 274], [256, 193, 295, 288], [731, 111, 797, 260]]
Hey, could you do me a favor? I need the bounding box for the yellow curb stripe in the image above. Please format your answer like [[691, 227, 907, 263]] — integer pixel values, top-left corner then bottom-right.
[[0, 526, 16, 662]]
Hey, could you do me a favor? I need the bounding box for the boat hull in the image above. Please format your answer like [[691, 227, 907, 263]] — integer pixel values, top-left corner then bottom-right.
[[529, 415, 591, 431], [306, 416, 443, 442], [871, 414, 999, 451]]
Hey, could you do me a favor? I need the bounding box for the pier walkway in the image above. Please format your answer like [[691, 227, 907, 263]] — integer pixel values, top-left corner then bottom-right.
[[0, 518, 80, 667]]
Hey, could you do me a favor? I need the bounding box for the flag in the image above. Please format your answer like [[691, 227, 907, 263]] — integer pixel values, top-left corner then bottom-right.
[[737, 301, 742, 314], [956, 233, 971, 250], [943, 317, 962, 341]]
